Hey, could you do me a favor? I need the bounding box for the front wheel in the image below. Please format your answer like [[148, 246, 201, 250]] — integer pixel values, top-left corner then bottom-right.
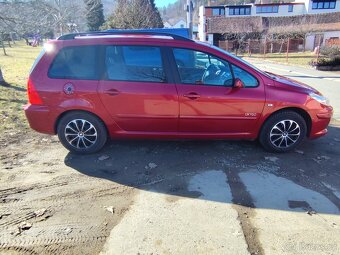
[[259, 111, 307, 153], [57, 112, 108, 154]]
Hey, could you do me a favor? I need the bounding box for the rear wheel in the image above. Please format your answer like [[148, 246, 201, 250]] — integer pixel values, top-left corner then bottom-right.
[[259, 111, 307, 153], [57, 112, 107, 154]]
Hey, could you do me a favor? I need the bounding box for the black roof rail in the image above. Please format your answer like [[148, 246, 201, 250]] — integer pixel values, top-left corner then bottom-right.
[[58, 30, 193, 42]]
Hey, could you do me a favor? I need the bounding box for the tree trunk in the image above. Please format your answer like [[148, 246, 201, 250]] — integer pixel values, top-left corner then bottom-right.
[[0, 67, 7, 86], [0, 33, 7, 56]]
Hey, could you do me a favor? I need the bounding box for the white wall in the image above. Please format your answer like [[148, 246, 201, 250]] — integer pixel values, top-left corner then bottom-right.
[[305, 31, 340, 50], [172, 20, 187, 29]]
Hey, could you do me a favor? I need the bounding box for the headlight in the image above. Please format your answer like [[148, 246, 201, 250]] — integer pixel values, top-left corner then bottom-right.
[[309, 92, 330, 106]]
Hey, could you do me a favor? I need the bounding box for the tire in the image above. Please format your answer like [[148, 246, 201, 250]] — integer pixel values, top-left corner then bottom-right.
[[57, 111, 108, 154], [259, 111, 307, 153]]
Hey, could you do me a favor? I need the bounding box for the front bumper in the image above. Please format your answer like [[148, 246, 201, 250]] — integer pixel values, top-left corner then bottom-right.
[[309, 106, 333, 139]]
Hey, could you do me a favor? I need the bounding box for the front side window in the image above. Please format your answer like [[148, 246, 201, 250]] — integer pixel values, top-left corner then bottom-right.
[[48, 46, 98, 80], [105, 46, 166, 83], [173, 48, 233, 86], [288, 5, 294, 12], [232, 65, 258, 87]]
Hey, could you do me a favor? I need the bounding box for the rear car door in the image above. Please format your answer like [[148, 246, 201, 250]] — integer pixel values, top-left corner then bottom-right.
[[171, 47, 265, 134], [98, 45, 179, 132]]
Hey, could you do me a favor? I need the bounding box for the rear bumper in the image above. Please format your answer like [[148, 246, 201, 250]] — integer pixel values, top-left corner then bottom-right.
[[24, 104, 56, 135]]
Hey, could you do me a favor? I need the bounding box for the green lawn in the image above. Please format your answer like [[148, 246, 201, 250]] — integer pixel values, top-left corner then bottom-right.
[[0, 41, 42, 133], [239, 52, 317, 67]]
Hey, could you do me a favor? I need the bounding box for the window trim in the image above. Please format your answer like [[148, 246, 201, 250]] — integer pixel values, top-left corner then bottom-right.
[[256, 5, 279, 13], [212, 7, 225, 16], [48, 45, 101, 80], [169, 47, 260, 88], [311, 0, 336, 9], [102, 45, 170, 84], [288, 4, 294, 12], [229, 6, 251, 16]]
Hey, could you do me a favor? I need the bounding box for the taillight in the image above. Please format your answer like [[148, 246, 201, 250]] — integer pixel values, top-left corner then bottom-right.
[[27, 78, 43, 105]]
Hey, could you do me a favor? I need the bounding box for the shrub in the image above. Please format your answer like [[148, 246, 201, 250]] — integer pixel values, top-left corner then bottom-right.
[[320, 46, 340, 59], [311, 57, 340, 67]]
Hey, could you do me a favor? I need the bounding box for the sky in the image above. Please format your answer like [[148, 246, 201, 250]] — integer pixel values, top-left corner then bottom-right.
[[155, 0, 178, 8]]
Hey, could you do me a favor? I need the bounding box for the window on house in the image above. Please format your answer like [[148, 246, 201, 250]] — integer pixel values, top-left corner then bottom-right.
[[212, 8, 225, 16], [312, 0, 336, 9], [288, 5, 294, 12], [229, 6, 251, 15], [256, 5, 279, 13]]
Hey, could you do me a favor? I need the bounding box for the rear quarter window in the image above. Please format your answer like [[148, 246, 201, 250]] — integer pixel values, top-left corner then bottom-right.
[[48, 46, 99, 80], [30, 49, 45, 74]]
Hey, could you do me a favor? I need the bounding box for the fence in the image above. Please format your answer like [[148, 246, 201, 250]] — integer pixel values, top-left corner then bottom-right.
[[218, 38, 305, 56]]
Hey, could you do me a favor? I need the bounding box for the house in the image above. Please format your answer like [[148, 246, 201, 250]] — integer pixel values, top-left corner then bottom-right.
[[198, 0, 340, 50], [163, 19, 199, 39], [163, 19, 187, 29]]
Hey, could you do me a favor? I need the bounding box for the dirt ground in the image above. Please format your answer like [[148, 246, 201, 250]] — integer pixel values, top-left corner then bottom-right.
[[1, 119, 340, 254]]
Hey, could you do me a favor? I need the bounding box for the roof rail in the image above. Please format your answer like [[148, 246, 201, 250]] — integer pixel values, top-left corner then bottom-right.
[[58, 30, 193, 42]]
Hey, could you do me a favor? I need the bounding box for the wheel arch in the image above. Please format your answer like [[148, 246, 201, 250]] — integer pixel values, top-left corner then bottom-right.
[[260, 107, 312, 137], [54, 109, 109, 136]]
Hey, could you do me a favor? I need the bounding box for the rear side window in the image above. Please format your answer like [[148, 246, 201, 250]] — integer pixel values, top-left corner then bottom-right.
[[105, 46, 166, 83], [48, 46, 99, 80]]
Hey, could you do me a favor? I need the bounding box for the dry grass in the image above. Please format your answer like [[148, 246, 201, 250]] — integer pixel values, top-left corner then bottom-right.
[[239, 51, 317, 67], [0, 41, 42, 133]]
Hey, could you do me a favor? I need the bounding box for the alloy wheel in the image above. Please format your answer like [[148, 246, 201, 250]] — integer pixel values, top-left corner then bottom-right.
[[270, 120, 301, 148], [64, 119, 98, 149]]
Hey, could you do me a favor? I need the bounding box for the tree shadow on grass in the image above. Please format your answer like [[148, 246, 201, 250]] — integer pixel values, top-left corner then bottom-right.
[[1, 82, 26, 92]]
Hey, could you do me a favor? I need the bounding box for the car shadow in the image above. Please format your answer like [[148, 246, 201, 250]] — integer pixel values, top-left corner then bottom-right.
[[64, 125, 340, 215]]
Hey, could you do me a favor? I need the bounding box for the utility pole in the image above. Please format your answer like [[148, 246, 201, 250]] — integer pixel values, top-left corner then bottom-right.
[[186, 0, 194, 39]]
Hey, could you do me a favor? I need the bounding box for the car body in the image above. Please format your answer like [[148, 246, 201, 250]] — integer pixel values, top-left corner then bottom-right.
[[25, 32, 333, 154]]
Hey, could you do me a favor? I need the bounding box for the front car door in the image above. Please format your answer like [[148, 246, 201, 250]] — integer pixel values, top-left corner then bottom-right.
[[170, 47, 265, 136], [98, 45, 178, 133]]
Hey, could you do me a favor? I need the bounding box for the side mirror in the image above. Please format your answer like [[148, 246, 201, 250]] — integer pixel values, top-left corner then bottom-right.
[[234, 78, 245, 89]]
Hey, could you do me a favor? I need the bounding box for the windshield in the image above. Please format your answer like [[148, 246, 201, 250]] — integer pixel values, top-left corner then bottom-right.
[[208, 44, 274, 79]]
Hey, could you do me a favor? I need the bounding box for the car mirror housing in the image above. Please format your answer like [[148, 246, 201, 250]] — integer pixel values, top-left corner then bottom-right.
[[234, 78, 245, 89]]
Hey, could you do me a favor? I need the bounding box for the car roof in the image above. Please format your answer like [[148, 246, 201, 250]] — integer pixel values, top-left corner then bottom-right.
[[58, 31, 193, 42]]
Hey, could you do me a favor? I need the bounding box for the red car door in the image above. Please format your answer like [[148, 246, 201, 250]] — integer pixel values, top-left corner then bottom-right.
[[98, 45, 178, 133], [172, 48, 265, 135]]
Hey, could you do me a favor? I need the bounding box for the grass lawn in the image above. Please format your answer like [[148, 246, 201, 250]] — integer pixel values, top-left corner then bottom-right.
[[0, 41, 42, 134], [238, 51, 317, 67]]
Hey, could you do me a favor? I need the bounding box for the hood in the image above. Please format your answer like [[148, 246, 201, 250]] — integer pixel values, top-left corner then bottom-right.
[[266, 72, 319, 94]]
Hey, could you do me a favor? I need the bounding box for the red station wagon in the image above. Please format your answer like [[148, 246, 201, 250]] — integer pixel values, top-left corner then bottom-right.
[[25, 31, 333, 154]]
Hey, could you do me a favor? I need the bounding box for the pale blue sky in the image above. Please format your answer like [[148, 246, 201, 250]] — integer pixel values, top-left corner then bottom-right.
[[155, 0, 178, 8]]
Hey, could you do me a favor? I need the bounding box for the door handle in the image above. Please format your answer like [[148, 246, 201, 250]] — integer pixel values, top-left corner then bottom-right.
[[183, 92, 200, 100], [105, 89, 120, 96]]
